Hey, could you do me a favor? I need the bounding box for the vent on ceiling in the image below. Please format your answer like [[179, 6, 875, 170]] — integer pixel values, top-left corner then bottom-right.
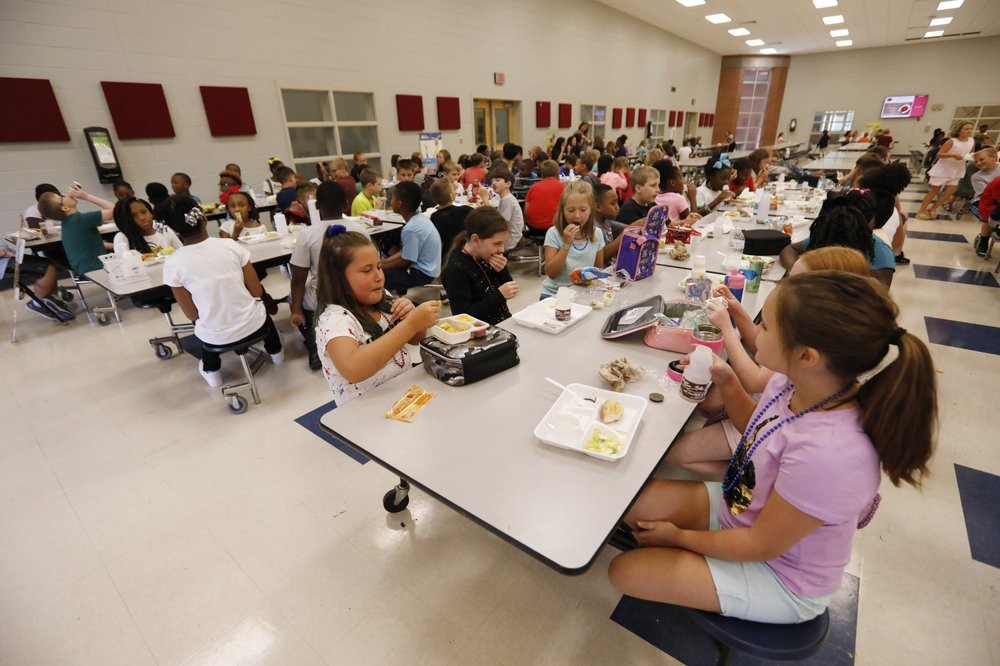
[[904, 30, 980, 41]]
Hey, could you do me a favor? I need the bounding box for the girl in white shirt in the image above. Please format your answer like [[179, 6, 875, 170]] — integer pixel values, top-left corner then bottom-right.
[[314, 227, 440, 406], [160, 195, 283, 387], [112, 197, 183, 255], [219, 191, 269, 239], [696, 156, 735, 215]]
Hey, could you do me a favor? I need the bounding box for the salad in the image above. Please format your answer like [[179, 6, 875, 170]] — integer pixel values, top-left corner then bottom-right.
[[584, 427, 622, 456]]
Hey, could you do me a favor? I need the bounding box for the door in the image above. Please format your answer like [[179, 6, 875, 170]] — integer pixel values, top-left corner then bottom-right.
[[474, 99, 519, 149]]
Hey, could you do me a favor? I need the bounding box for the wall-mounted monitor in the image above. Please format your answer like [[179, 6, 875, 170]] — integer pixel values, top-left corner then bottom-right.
[[83, 127, 123, 183], [880, 95, 929, 119]]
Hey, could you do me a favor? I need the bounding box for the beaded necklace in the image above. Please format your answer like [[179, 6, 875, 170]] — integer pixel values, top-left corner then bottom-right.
[[377, 311, 407, 369], [722, 382, 854, 516]]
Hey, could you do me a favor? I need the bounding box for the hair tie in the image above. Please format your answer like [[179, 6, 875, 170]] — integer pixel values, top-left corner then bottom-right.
[[183, 207, 204, 227], [890, 327, 906, 345], [712, 153, 732, 170], [326, 223, 347, 237]]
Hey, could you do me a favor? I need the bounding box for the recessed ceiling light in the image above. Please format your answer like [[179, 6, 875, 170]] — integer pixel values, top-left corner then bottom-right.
[[760, 48, 778, 54], [929, 17, 953, 26], [746, 39, 765, 46], [822, 14, 845, 25], [813, 0, 838, 7], [728, 28, 751, 36], [830, 28, 849, 37], [705, 13, 732, 24], [937, 0, 963, 10], [835, 39, 853, 47], [924, 29, 945, 37], [675, 0, 706, 6]]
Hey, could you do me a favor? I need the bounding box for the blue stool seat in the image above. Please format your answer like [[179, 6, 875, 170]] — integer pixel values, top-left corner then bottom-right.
[[684, 607, 830, 665]]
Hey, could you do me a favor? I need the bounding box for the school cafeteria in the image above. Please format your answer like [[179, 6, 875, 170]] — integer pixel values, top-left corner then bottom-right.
[[1, 0, 999, 664]]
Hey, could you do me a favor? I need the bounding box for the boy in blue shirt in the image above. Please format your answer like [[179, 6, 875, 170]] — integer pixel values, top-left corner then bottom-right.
[[381, 181, 442, 292]]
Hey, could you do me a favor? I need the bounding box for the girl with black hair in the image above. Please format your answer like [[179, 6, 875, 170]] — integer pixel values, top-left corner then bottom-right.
[[112, 197, 182, 255], [695, 155, 734, 215], [219, 191, 269, 240]]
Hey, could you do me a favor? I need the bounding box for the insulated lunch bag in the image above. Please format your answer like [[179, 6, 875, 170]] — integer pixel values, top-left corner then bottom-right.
[[419, 327, 520, 386]]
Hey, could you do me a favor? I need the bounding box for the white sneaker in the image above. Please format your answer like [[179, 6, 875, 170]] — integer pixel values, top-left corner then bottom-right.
[[270, 350, 285, 365], [199, 361, 223, 387]]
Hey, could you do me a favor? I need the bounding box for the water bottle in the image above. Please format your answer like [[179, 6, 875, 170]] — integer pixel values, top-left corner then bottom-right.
[[680, 345, 712, 402], [724, 268, 745, 303], [274, 212, 289, 235], [114, 234, 130, 256]]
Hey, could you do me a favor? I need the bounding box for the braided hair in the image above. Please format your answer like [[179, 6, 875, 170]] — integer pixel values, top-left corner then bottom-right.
[[807, 190, 876, 260]]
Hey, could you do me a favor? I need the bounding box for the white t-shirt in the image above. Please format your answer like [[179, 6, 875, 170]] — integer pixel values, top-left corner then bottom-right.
[[162, 237, 265, 345], [112, 227, 183, 253], [696, 183, 724, 210], [678, 146, 693, 160], [497, 193, 524, 250], [23, 204, 59, 228], [876, 208, 902, 247], [289, 218, 367, 312], [315, 304, 410, 407], [219, 219, 268, 238]]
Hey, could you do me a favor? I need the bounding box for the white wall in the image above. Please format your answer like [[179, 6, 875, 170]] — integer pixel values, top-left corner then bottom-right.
[[0, 0, 722, 231], [779, 36, 1000, 153]]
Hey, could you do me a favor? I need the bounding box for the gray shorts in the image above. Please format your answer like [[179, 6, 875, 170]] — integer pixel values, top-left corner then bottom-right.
[[703, 482, 832, 624]]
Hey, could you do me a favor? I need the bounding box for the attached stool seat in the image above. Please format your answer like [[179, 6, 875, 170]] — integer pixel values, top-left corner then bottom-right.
[[68, 268, 120, 325], [684, 607, 830, 665], [130, 286, 195, 360], [201, 331, 268, 414]]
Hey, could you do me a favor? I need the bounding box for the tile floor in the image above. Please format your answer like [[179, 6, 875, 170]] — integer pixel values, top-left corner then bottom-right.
[[1, 185, 998, 665]]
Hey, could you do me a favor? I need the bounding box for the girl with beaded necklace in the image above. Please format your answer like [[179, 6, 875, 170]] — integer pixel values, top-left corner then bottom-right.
[[609, 271, 937, 624], [540, 180, 606, 299], [314, 226, 440, 406]]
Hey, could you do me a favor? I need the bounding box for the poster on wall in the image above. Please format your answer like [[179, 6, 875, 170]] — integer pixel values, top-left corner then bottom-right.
[[419, 132, 442, 169]]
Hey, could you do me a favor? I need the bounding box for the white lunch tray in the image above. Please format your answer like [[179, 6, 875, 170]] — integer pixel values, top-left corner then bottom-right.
[[511, 299, 592, 334], [533, 383, 648, 461], [238, 232, 281, 244]]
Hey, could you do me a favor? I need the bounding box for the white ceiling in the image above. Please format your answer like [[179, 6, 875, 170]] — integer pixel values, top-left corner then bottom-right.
[[596, 0, 1000, 55]]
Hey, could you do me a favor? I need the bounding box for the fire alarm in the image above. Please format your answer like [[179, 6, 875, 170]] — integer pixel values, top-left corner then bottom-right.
[[494, 72, 505, 85]]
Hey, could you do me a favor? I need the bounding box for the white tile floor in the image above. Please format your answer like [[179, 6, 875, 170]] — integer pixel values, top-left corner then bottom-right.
[[2, 189, 999, 665]]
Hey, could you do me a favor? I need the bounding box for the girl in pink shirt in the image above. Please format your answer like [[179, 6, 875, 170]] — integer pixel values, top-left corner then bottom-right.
[[609, 271, 937, 623]]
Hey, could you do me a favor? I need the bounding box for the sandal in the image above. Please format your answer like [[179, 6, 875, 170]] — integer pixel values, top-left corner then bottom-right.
[[916, 211, 933, 220]]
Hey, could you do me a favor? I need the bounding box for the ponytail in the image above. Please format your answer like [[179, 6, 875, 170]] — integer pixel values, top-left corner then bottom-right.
[[774, 272, 937, 487]]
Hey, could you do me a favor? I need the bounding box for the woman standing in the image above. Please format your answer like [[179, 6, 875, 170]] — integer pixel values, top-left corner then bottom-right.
[[916, 121, 975, 220]]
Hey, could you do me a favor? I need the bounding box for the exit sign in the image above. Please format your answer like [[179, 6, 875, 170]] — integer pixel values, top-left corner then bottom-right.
[[494, 72, 505, 85]]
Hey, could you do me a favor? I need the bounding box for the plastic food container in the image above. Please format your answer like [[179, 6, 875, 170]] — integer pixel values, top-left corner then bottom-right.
[[450, 313, 489, 338], [430, 317, 472, 344]]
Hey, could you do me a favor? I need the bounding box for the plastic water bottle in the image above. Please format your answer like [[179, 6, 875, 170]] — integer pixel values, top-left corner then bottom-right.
[[274, 212, 289, 235], [757, 192, 771, 223], [680, 345, 712, 402], [113, 234, 130, 256], [724, 268, 745, 303]]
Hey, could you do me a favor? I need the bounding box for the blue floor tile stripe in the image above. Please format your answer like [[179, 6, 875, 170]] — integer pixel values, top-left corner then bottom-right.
[[294, 400, 369, 464], [924, 316, 1000, 355], [906, 231, 968, 243], [611, 574, 858, 665], [907, 212, 954, 221], [955, 464, 1000, 569], [913, 264, 1000, 288]]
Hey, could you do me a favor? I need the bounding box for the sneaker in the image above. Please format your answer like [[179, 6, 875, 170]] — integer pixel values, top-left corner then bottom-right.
[[41, 297, 76, 321], [270, 349, 285, 365], [308, 349, 322, 371], [199, 361, 223, 387], [25, 298, 60, 322], [894, 253, 911, 265], [976, 235, 990, 258]]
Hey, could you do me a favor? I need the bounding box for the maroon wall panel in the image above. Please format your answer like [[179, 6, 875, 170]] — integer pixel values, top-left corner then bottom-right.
[[611, 107, 623, 129], [395, 94, 424, 131], [637, 108, 647, 127], [558, 103, 572, 128], [625, 107, 635, 128], [0, 77, 70, 142], [436, 96, 460, 130], [200, 86, 256, 137], [535, 101, 551, 128], [668, 110, 676, 127], [101, 81, 174, 139]]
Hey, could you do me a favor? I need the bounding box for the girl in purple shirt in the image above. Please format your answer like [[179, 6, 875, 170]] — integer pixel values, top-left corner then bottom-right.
[[609, 271, 937, 623]]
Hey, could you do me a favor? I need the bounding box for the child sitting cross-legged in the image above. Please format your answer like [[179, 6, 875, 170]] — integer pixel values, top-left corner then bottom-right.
[[314, 226, 440, 405], [160, 195, 284, 388]]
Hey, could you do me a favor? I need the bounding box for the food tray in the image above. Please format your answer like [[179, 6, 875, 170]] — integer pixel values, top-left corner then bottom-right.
[[510, 299, 592, 334], [238, 231, 281, 244], [533, 383, 648, 461], [430, 316, 474, 344]]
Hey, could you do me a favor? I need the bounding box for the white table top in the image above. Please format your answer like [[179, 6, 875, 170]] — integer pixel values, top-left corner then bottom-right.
[[320, 267, 711, 573], [802, 156, 856, 170], [6, 222, 118, 250], [656, 211, 807, 282]]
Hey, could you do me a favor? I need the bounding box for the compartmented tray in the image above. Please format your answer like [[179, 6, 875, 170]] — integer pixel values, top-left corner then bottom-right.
[[533, 383, 648, 461], [511, 299, 592, 334]]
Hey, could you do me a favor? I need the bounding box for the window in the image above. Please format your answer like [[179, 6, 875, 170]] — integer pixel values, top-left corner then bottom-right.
[[280, 88, 382, 176], [950, 105, 1000, 147], [650, 109, 667, 142], [811, 110, 855, 133], [580, 104, 607, 143], [734, 68, 770, 148]]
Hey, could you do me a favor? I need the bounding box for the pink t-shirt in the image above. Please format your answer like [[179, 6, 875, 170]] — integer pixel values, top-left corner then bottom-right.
[[600, 171, 628, 191], [719, 373, 880, 598], [654, 191, 689, 221]]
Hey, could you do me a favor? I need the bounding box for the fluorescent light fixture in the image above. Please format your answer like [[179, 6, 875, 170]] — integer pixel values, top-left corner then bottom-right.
[[835, 39, 853, 47], [728, 28, 751, 36], [929, 17, 953, 26], [924, 29, 944, 37], [760, 48, 778, 54], [675, 0, 706, 6], [822, 14, 845, 24], [745, 39, 765, 46], [937, 0, 963, 10], [830, 28, 849, 37], [705, 13, 732, 24], [813, 0, 838, 7]]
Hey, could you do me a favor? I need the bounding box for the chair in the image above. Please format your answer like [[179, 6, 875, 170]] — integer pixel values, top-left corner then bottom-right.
[[950, 162, 978, 220], [985, 224, 1000, 274], [909, 150, 925, 175], [507, 224, 546, 276], [201, 331, 268, 414], [684, 607, 831, 666], [130, 287, 195, 360]]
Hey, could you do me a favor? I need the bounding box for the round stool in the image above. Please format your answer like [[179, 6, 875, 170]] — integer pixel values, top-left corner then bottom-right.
[[201, 331, 268, 413], [684, 607, 830, 665]]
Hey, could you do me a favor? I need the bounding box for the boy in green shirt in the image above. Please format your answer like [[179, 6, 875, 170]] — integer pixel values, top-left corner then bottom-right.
[[350, 169, 382, 216], [37, 183, 115, 274]]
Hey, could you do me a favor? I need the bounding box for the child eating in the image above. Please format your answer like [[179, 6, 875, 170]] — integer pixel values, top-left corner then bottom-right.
[[441, 207, 519, 324]]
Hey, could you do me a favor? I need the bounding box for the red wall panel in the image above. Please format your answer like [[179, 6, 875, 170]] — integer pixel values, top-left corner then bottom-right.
[[625, 107, 635, 128], [199, 86, 256, 137], [637, 109, 647, 127], [436, 96, 460, 130], [558, 103, 572, 128], [0, 77, 70, 142], [611, 107, 623, 129], [395, 94, 424, 131], [535, 101, 551, 128], [101, 81, 174, 139]]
